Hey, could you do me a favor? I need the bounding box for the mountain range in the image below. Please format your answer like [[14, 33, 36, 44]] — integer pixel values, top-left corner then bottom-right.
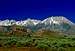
[[0, 16, 75, 35], [0, 16, 74, 26]]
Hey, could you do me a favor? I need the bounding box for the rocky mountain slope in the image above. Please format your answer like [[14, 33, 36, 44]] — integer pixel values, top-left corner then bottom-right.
[[0, 16, 74, 35]]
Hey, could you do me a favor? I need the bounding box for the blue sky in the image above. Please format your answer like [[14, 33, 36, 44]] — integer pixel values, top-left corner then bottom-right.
[[0, 0, 75, 22]]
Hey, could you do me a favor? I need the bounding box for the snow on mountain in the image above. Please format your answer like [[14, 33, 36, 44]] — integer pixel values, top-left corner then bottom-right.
[[0, 16, 74, 34], [42, 16, 74, 25], [0, 20, 16, 26], [24, 18, 41, 26], [16, 18, 41, 26], [0, 16, 74, 26]]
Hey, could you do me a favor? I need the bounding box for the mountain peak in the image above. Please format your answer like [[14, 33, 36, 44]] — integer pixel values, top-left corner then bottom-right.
[[42, 16, 74, 25]]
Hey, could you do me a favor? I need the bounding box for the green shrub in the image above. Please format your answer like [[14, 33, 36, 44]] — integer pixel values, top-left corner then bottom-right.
[[0, 34, 75, 48]]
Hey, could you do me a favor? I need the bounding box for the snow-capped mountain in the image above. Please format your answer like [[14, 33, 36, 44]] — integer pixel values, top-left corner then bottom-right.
[[0, 20, 16, 26], [16, 18, 41, 26], [42, 16, 74, 25], [0, 16, 74, 34], [0, 16, 74, 26]]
